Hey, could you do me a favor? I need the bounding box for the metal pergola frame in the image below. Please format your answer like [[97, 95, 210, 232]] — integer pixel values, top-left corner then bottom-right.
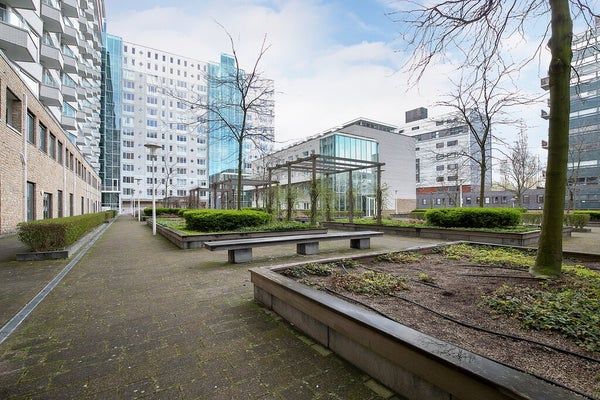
[[209, 177, 278, 209], [266, 154, 385, 225]]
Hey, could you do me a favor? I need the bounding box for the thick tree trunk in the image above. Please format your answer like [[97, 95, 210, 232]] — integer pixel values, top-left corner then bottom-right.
[[236, 140, 243, 210], [532, 0, 572, 277]]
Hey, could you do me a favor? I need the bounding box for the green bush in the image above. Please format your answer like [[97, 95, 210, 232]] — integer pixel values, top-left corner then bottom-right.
[[183, 209, 272, 232], [143, 207, 182, 217], [521, 213, 543, 226], [425, 208, 521, 228], [574, 210, 600, 222], [565, 213, 591, 229], [18, 212, 110, 252]]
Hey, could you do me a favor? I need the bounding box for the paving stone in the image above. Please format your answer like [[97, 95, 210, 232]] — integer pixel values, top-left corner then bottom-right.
[[0, 218, 444, 398]]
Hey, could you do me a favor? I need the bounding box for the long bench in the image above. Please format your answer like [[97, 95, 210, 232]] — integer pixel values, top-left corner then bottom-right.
[[204, 231, 384, 263]]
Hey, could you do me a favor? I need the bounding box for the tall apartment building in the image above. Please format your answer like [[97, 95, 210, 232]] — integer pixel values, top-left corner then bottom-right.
[[0, 0, 104, 169], [252, 118, 416, 213], [115, 41, 274, 210], [400, 108, 492, 208], [562, 18, 600, 209]]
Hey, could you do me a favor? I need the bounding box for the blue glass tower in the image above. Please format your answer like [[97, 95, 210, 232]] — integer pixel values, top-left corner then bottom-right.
[[100, 33, 123, 209]]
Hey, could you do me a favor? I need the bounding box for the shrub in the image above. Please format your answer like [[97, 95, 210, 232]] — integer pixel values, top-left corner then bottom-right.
[[18, 212, 109, 252], [183, 209, 272, 232], [574, 210, 600, 222], [143, 207, 181, 217], [521, 213, 543, 226], [410, 209, 427, 213], [425, 208, 521, 228], [564, 213, 591, 229]]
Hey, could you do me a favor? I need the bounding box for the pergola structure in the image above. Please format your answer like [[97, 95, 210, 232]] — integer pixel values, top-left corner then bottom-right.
[[209, 177, 277, 209], [267, 154, 385, 225]]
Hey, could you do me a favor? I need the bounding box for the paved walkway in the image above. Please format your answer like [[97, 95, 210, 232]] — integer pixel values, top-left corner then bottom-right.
[[0, 218, 442, 399]]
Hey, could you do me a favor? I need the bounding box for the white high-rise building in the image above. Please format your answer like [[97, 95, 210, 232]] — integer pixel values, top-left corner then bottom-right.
[[0, 0, 104, 169]]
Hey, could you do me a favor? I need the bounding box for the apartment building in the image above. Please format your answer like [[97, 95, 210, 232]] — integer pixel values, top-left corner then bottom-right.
[[252, 118, 416, 214], [399, 108, 492, 208], [116, 42, 275, 211], [0, 0, 104, 170], [0, 52, 101, 233]]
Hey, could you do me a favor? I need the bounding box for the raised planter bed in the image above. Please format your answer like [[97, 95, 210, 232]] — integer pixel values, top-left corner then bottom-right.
[[251, 245, 595, 400], [324, 222, 572, 246], [151, 221, 328, 249]]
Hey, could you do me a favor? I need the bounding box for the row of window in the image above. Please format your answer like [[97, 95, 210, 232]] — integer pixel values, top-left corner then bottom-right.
[[420, 194, 545, 206], [26, 182, 97, 221], [123, 45, 206, 70], [4, 88, 99, 189]]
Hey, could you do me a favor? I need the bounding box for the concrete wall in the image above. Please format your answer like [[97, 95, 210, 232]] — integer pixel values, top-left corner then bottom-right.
[[0, 56, 101, 234]]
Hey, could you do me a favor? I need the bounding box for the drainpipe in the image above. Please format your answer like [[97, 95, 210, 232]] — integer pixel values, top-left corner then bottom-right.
[[21, 94, 28, 222]]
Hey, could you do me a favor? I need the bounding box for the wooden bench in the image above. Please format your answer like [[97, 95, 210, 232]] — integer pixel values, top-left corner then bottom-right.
[[204, 231, 384, 263]]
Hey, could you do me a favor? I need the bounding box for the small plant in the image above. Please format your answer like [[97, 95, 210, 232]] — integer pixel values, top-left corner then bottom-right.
[[331, 270, 407, 296], [283, 263, 335, 278], [376, 251, 422, 264], [418, 272, 435, 283], [334, 259, 362, 269], [442, 244, 535, 268]]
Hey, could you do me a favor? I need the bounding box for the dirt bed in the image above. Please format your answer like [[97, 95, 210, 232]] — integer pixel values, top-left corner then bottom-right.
[[280, 246, 600, 399]]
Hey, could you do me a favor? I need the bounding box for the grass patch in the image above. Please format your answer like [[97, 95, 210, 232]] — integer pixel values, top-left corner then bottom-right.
[[441, 243, 536, 268], [282, 263, 336, 278], [331, 270, 408, 296], [376, 251, 422, 264], [157, 218, 317, 235], [483, 265, 600, 352]]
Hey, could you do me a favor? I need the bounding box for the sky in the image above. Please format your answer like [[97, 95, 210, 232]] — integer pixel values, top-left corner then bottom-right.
[[104, 0, 557, 159]]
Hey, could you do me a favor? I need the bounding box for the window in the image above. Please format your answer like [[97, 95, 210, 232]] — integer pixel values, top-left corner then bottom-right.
[[123, 140, 134, 148], [49, 134, 56, 159], [436, 142, 444, 149], [57, 190, 63, 218], [537, 195, 544, 203], [81, 197, 84, 214], [147, 96, 158, 105], [421, 198, 427, 205], [146, 132, 157, 138], [69, 193, 74, 216], [124, 93, 135, 101], [436, 176, 444, 182], [123, 176, 134, 183], [6, 89, 22, 131], [123, 164, 134, 171], [447, 175, 458, 181], [176, 157, 186, 163], [523, 195, 530, 204], [57, 141, 63, 164], [146, 119, 158, 127], [435, 198, 442, 205], [485, 197, 491, 204], [447, 140, 458, 147], [27, 111, 36, 144], [39, 124, 48, 153], [123, 152, 134, 159], [43, 193, 53, 219], [465, 197, 472, 205], [124, 80, 135, 89], [123, 104, 134, 113], [436, 165, 444, 171], [26, 182, 36, 221]]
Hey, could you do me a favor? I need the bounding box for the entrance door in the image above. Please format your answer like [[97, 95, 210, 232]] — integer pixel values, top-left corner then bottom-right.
[[365, 196, 376, 217]]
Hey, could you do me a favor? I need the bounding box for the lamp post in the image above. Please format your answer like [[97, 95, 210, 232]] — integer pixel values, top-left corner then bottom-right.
[[144, 143, 161, 235], [135, 177, 142, 221]]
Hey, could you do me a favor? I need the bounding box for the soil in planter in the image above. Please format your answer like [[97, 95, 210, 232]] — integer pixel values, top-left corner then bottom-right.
[[279, 245, 600, 399]]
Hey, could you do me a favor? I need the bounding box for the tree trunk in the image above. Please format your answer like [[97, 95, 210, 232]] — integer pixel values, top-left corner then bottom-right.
[[478, 160, 486, 207], [532, 0, 572, 278], [236, 139, 243, 210]]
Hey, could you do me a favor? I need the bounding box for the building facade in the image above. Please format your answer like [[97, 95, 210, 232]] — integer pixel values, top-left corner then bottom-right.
[[400, 108, 492, 208], [252, 119, 416, 214], [0, 0, 104, 170], [0, 52, 101, 233]]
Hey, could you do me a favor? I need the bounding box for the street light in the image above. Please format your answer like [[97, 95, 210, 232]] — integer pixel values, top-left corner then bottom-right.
[[135, 177, 142, 222], [144, 143, 162, 235]]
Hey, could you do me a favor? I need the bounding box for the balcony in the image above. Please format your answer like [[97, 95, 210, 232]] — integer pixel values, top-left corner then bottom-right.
[[62, 25, 78, 45], [40, 2, 64, 33], [61, 0, 78, 18], [76, 110, 86, 122], [40, 43, 63, 69], [62, 53, 78, 73], [3, 0, 37, 9], [62, 85, 77, 101], [0, 20, 38, 62], [541, 76, 549, 90], [40, 83, 62, 107], [61, 115, 77, 130]]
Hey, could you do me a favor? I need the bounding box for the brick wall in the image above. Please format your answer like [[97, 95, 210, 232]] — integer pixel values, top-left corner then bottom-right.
[[0, 56, 101, 234]]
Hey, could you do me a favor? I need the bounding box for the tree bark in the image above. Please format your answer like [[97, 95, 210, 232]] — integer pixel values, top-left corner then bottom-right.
[[478, 159, 486, 207], [532, 0, 572, 277], [236, 139, 243, 210]]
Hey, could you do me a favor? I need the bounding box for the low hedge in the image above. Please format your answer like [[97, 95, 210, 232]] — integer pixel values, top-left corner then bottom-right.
[[143, 207, 182, 217], [574, 210, 600, 222], [425, 208, 521, 228], [183, 209, 272, 232], [565, 213, 591, 229], [18, 212, 111, 252]]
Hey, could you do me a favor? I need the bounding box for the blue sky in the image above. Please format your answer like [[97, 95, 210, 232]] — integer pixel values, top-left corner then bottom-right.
[[104, 0, 554, 161]]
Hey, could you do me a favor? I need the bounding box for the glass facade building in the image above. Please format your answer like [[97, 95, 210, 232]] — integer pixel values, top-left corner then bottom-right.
[[100, 34, 123, 210], [207, 54, 248, 178], [320, 134, 379, 215], [568, 21, 600, 209]]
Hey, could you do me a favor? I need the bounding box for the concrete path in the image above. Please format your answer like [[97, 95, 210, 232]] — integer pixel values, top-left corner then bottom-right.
[[0, 218, 442, 399]]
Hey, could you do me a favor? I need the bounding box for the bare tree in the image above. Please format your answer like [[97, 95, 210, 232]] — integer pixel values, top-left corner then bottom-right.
[[566, 134, 586, 212], [437, 58, 532, 207], [392, 0, 598, 277], [498, 130, 544, 207]]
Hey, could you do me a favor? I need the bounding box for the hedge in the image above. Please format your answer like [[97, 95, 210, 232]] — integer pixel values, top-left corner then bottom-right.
[[564, 213, 591, 229], [183, 209, 272, 232], [18, 211, 112, 252], [574, 210, 600, 222], [143, 207, 182, 217], [425, 208, 521, 228]]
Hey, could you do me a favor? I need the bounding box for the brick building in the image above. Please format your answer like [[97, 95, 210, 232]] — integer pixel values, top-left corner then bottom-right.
[[1, 52, 101, 234]]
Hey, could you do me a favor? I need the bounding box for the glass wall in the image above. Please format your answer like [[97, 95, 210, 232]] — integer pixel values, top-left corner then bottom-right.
[[319, 134, 379, 214], [100, 33, 123, 210]]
